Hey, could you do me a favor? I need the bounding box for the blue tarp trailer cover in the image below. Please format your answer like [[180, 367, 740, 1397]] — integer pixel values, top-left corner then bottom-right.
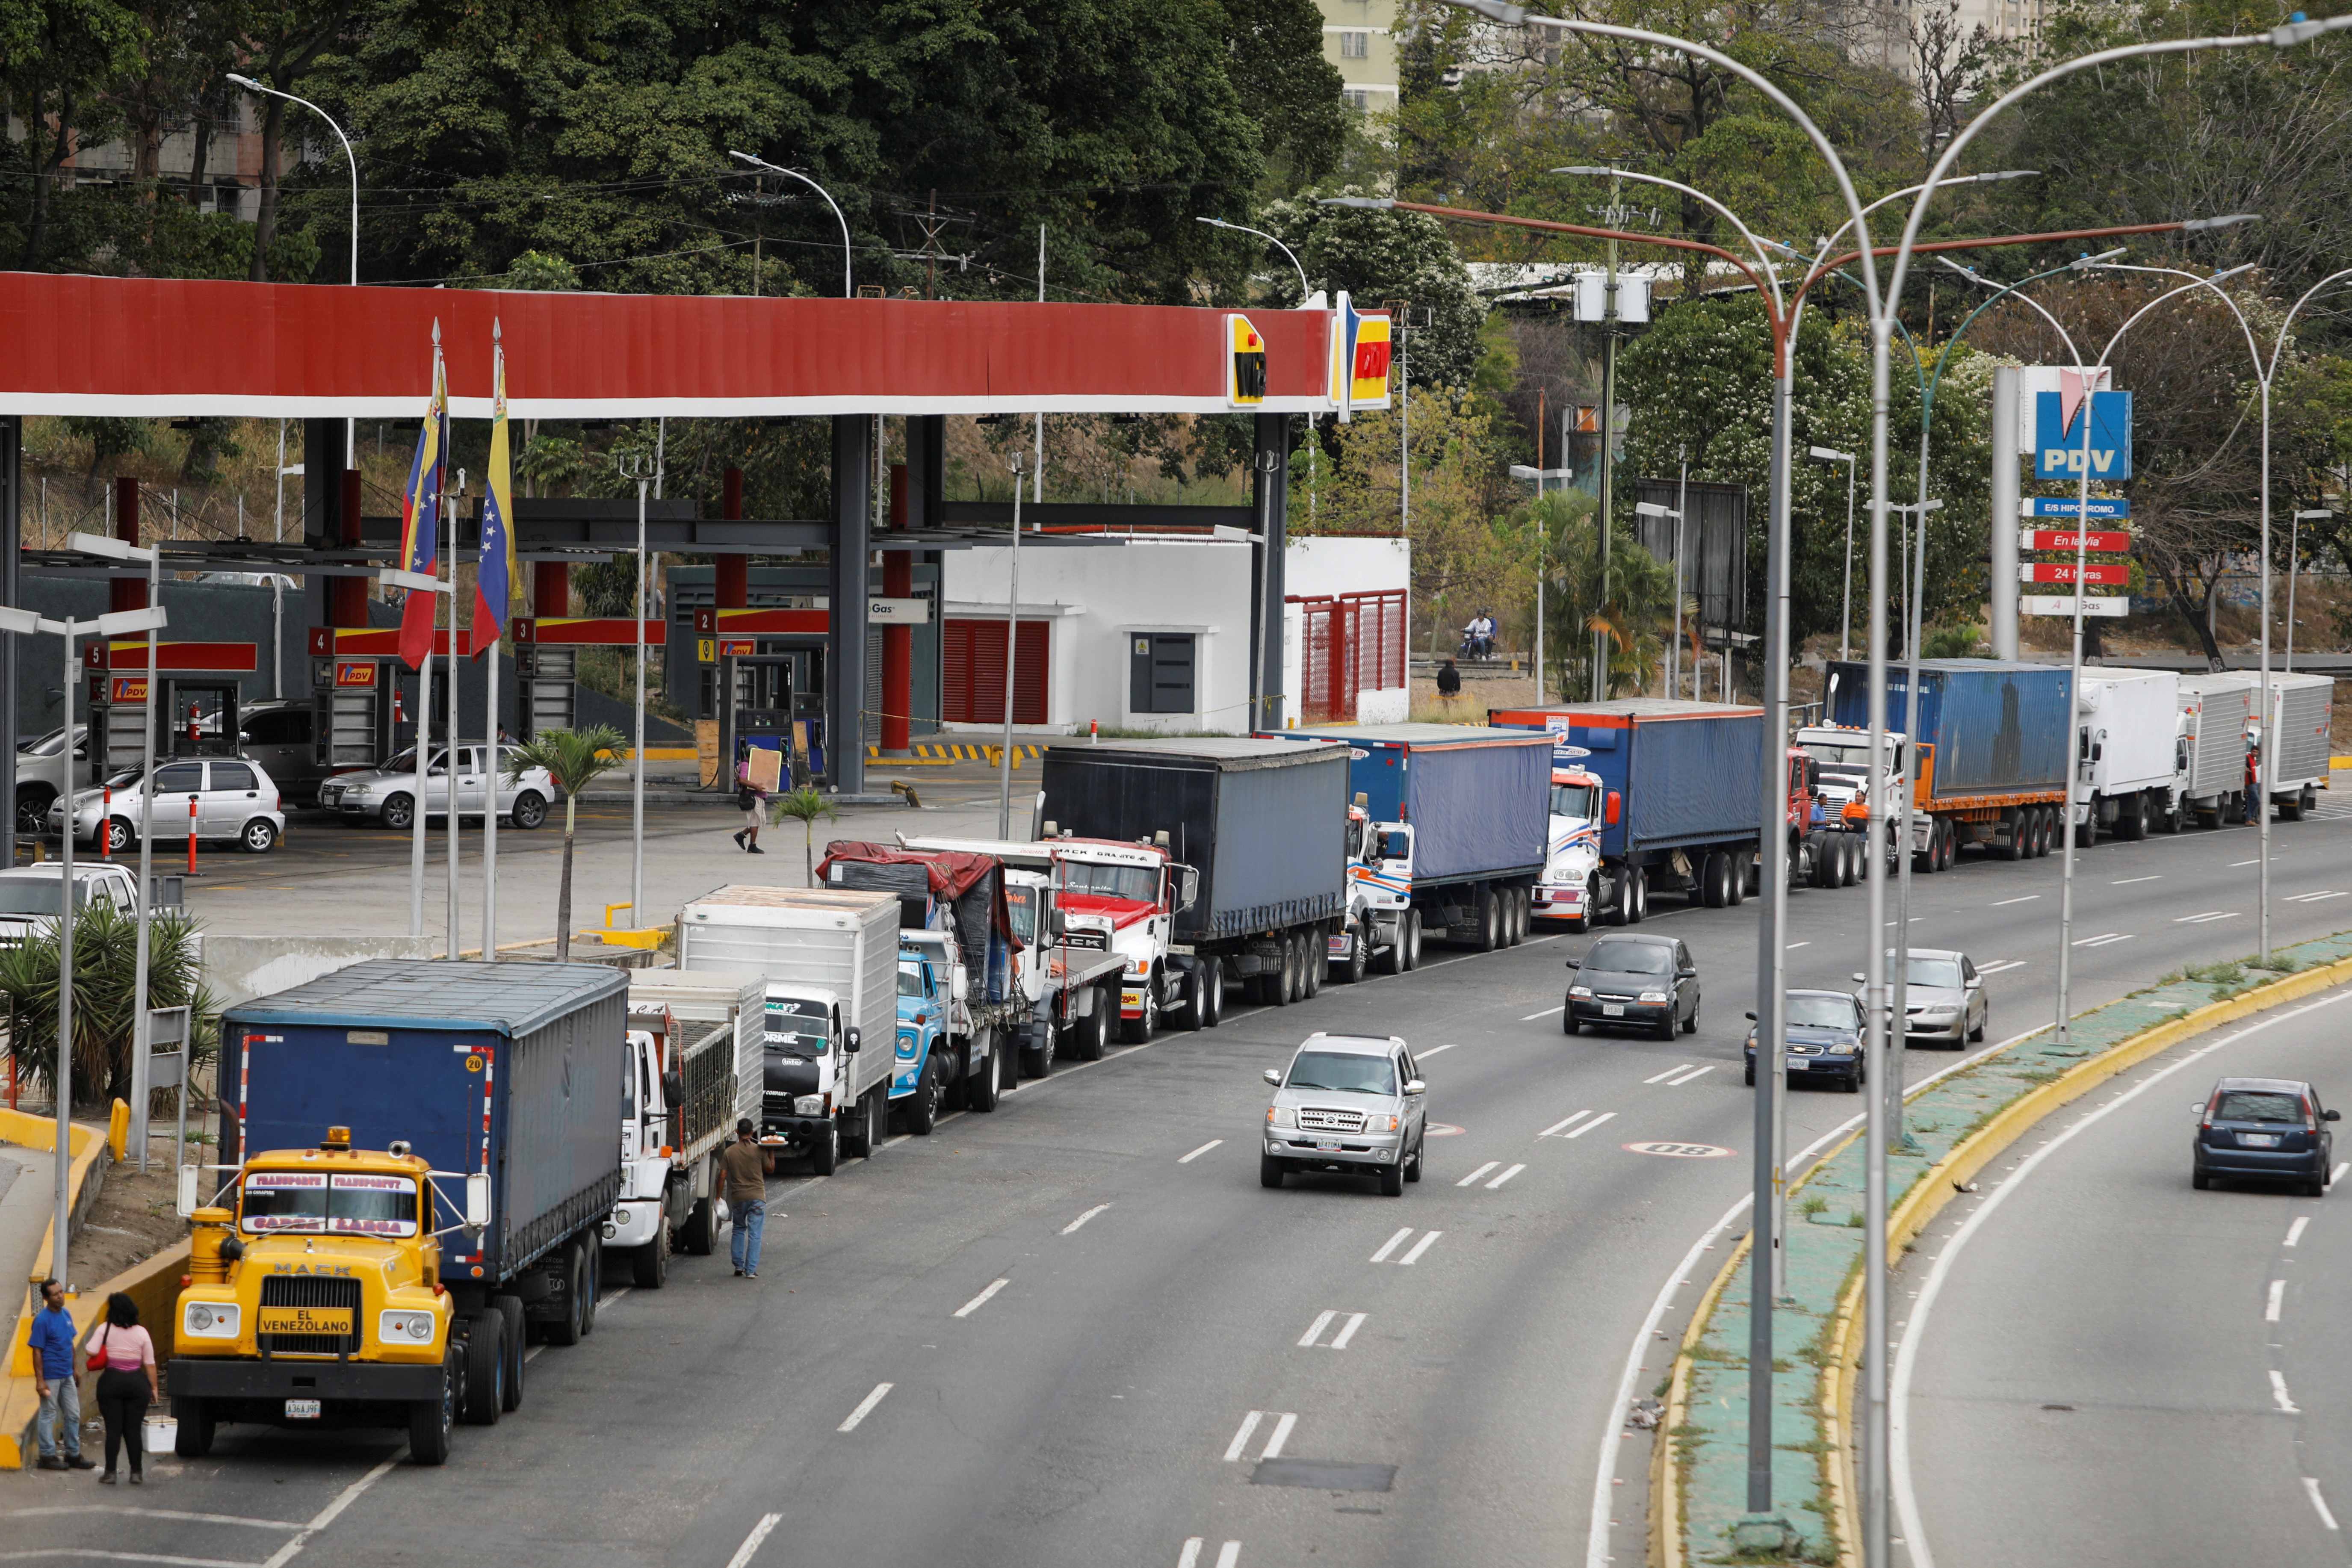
[[1825, 660, 2073, 800], [1274, 723, 1550, 883], [1486, 700, 1766, 860], [219, 960, 627, 1287]]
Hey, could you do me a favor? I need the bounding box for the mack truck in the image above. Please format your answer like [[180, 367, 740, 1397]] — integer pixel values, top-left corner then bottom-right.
[[171, 961, 627, 1464], [677, 885, 901, 1172], [611, 969, 764, 1287], [1264, 723, 1549, 977], [1036, 737, 1350, 1028]]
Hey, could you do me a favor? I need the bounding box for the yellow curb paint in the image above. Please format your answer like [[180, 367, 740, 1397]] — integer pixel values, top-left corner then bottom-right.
[[1652, 1231, 1748, 1568]]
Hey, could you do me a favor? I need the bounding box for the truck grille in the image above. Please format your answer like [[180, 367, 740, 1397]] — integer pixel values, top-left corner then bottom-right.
[[1061, 930, 1108, 951], [258, 1275, 363, 1357], [1298, 1107, 1367, 1134]]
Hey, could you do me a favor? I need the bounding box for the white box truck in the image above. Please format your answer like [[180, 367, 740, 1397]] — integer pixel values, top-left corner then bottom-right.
[[2258, 671, 2335, 816], [2176, 673, 2257, 829], [611, 969, 764, 1285], [2073, 670, 2182, 840], [676, 886, 900, 1175]]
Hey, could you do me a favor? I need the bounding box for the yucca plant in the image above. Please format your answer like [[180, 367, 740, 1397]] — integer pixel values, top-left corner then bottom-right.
[[773, 786, 840, 887], [0, 904, 218, 1110], [502, 723, 626, 961]]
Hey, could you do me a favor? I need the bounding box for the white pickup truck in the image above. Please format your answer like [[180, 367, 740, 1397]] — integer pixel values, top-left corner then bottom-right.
[[0, 862, 144, 946]]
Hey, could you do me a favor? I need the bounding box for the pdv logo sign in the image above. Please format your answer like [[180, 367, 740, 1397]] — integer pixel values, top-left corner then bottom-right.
[[2035, 388, 2133, 481]]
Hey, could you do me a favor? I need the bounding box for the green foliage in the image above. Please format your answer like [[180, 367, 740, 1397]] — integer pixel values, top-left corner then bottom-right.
[[502, 723, 625, 960], [773, 785, 839, 887], [1921, 625, 1987, 659], [1532, 490, 1685, 697], [0, 905, 218, 1108], [1259, 192, 1489, 391]]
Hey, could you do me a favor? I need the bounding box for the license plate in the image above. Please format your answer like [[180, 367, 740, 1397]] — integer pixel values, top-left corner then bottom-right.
[[259, 1307, 352, 1335], [284, 1398, 322, 1420], [2244, 1133, 2280, 1148], [1603, 1004, 1625, 1017], [1787, 1058, 1809, 1071], [1315, 1142, 1341, 1152]]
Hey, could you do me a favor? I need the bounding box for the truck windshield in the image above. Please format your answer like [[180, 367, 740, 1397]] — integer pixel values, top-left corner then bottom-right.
[[1550, 783, 1599, 819], [1003, 885, 1037, 944], [897, 962, 930, 997], [1062, 861, 1159, 902], [1798, 740, 1879, 772], [1285, 1051, 1397, 1096], [240, 1171, 420, 1237], [765, 998, 831, 1057]]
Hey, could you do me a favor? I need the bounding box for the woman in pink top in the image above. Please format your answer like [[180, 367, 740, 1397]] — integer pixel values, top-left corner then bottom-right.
[[88, 1293, 158, 1484]]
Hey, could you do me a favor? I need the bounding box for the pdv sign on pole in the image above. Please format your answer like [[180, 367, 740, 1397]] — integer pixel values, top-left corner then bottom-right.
[[2035, 389, 2133, 480]]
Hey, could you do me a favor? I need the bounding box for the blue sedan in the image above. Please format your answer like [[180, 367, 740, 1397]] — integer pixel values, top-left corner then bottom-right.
[[1745, 990, 1866, 1093]]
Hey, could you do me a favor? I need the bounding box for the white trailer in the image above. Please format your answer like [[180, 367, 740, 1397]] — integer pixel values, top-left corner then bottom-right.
[[2073, 670, 2181, 840], [2176, 674, 2257, 828], [611, 969, 764, 1285], [2258, 672, 2335, 815], [677, 886, 901, 1173]]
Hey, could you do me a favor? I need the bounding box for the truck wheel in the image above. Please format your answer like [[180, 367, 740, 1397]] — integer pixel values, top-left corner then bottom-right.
[[1625, 867, 1647, 924], [2000, 811, 2026, 860], [172, 1399, 215, 1458], [1603, 871, 1629, 926], [1121, 977, 1158, 1042], [810, 1120, 840, 1173], [1402, 909, 1423, 971], [464, 1314, 505, 1424], [1301, 934, 1323, 997], [1203, 958, 1226, 1024], [409, 1347, 458, 1465], [1268, 945, 1294, 1007], [2158, 797, 2184, 833], [1378, 1160, 1405, 1197], [1701, 852, 1729, 908], [544, 1240, 585, 1347], [1729, 856, 1749, 904], [2283, 789, 2308, 822], [1343, 924, 1369, 983], [632, 1210, 671, 1287], [2034, 808, 2055, 856], [681, 1193, 717, 1253], [493, 1296, 525, 1410], [1180, 971, 1209, 1031], [1474, 888, 1498, 952], [1380, 919, 1409, 974], [1020, 1019, 1056, 1078], [581, 1233, 600, 1334], [907, 1060, 942, 1134], [966, 1031, 1000, 1111]]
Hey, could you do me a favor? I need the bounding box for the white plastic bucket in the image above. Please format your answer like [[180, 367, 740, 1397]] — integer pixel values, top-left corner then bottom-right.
[[144, 1418, 176, 1455]]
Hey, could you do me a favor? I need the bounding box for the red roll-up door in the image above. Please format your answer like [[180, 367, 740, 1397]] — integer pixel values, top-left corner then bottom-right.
[[942, 619, 1049, 724]]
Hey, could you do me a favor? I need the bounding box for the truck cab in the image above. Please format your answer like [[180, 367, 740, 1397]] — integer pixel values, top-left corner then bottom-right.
[[171, 1127, 475, 1465], [758, 984, 860, 1175], [609, 1015, 680, 1278], [1533, 762, 1604, 927], [892, 945, 951, 1130], [1051, 837, 1195, 1042]]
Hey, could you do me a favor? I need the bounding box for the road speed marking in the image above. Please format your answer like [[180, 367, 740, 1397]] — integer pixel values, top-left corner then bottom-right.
[[1623, 1140, 1735, 1159], [1425, 1122, 1466, 1137]]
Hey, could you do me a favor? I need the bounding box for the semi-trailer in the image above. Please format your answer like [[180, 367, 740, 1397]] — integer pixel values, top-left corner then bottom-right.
[[172, 960, 628, 1463], [1261, 723, 1548, 975]]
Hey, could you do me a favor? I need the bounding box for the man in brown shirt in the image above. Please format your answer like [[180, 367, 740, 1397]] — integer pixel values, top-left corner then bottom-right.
[[720, 1119, 776, 1277]]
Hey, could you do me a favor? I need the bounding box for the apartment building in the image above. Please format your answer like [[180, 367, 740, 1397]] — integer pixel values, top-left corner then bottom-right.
[[1320, 0, 1401, 112]]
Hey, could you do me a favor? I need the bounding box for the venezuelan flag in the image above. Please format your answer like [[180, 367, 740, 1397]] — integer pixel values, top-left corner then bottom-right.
[[396, 331, 448, 670], [473, 328, 518, 644]]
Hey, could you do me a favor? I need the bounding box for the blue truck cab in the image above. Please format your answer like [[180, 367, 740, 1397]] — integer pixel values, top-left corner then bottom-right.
[[892, 945, 951, 1130]]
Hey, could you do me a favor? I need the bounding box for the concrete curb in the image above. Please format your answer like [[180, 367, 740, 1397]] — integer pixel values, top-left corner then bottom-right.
[[2, 1112, 112, 1471]]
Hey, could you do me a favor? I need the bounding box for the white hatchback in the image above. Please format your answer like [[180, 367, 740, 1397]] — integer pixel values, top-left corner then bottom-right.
[[53, 758, 287, 854]]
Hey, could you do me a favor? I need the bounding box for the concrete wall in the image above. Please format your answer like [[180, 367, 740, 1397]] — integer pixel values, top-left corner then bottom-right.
[[197, 934, 437, 1010]]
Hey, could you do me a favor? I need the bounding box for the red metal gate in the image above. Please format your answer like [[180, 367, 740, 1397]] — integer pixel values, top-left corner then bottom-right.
[[1290, 589, 1407, 725]]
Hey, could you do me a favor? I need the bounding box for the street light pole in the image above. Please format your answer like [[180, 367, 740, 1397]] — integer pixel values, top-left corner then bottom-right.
[[999, 450, 1027, 838], [1810, 448, 1857, 661], [728, 152, 854, 297], [227, 72, 358, 458], [618, 455, 650, 932], [1194, 216, 1309, 303]]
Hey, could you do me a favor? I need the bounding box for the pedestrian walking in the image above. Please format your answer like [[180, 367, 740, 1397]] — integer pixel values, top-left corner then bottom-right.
[[87, 1293, 158, 1485], [30, 1279, 95, 1472], [734, 757, 770, 854], [720, 1118, 776, 1278]]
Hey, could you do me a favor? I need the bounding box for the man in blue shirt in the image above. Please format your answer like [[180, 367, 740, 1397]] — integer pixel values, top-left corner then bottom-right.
[[30, 1278, 95, 1471]]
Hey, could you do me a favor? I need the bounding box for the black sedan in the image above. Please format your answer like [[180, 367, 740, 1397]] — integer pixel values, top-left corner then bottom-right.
[[2192, 1076, 2338, 1195], [1744, 990, 1867, 1092], [1564, 934, 1699, 1039]]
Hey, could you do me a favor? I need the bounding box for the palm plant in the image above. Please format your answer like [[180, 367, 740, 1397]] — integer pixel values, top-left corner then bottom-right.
[[0, 904, 217, 1109], [502, 724, 626, 961], [773, 786, 840, 887]]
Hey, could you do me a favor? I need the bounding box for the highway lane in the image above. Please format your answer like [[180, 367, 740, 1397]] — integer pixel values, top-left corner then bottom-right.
[[1894, 974, 2352, 1568], [9, 807, 2352, 1566]]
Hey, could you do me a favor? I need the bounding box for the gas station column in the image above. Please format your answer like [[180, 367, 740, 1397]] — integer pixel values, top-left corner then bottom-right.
[[111, 478, 146, 612], [1, 414, 19, 843], [828, 417, 871, 796], [880, 465, 911, 756], [532, 560, 570, 618], [330, 468, 369, 626], [1251, 413, 1290, 731], [716, 467, 748, 609]]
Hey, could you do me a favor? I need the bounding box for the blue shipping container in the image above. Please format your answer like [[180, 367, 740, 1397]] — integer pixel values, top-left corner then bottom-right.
[[220, 960, 627, 1288], [1274, 724, 1550, 883], [1487, 701, 1764, 861], [1824, 660, 2072, 799]]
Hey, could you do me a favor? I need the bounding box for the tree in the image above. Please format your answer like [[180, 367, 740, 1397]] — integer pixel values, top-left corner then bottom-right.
[[1259, 192, 1490, 391], [501, 724, 624, 962], [773, 785, 839, 887], [0, 904, 216, 1107], [233, 0, 360, 282]]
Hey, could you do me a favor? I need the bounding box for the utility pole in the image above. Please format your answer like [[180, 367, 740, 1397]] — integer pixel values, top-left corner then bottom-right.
[[1594, 168, 1620, 700]]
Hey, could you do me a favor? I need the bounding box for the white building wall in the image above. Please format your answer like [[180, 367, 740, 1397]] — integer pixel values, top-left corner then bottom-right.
[[1280, 535, 1412, 726]]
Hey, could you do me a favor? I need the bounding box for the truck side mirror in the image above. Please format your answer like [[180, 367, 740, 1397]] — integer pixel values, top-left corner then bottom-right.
[[661, 1070, 684, 1106], [845, 1026, 863, 1054], [176, 1162, 199, 1219], [1605, 791, 1621, 826], [1179, 868, 1199, 912], [1263, 1068, 1282, 1087], [464, 1172, 491, 1231]]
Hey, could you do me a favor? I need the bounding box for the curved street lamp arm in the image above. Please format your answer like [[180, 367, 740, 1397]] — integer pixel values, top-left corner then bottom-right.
[[729, 151, 853, 298], [226, 74, 357, 289], [2269, 265, 2352, 381], [1195, 217, 1311, 305], [1549, 168, 1784, 309], [1384, 199, 1776, 316], [1801, 219, 2195, 308]]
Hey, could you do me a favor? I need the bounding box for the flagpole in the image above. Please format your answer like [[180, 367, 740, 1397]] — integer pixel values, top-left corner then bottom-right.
[[407, 329, 444, 938], [483, 326, 504, 963], [445, 505, 461, 959]]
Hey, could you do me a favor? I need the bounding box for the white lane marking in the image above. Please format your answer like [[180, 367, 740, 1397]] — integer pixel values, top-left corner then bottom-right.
[[523, 1344, 546, 1363], [1222, 1410, 1264, 1461], [2073, 932, 2134, 947], [725, 1513, 785, 1568], [1565, 1112, 1617, 1139], [837, 1382, 894, 1432], [1298, 1310, 1337, 1347], [1418, 1043, 1459, 1057], [1992, 895, 2041, 906], [1666, 1064, 1717, 1087], [1976, 960, 2027, 976], [1262, 1411, 1297, 1459], [1398, 1231, 1442, 1266], [1644, 1065, 1692, 1085], [2307, 1479, 2341, 1531], [2267, 1279, 2287, 1323], [1524, 1005, 1566, 1020], [1179, 1140, 1223, 1164], [1542, 1110, 1596, 1136], [2113, 875, 2163, 885], [1328, 1312, 1368, 1349], [2286, 1216, 2311, 1246], [2175, 911, 2239, 924], [1457, 1160, 1500, 1187], [258, 1452, 402, 1568], [1216, 1544, 1242, 1568], [1179, 1541, 1203, 1568], [1370, 1226, 1414, 1263], [1787, 941, 1811, 950], [1486, 1163, 1527, 1190], [1890, 986, 2352, 1568], [954, 1279, 1010, 1319], [3, 1508, 299, 1531], [2287, 890, 2349, 903], [10, 1551, 255, 1567], [2335, 1163, 2348, 1185], [1062, 1203, 1112, 1235], [2231, 858, 2261, 867], [2273, 1370, 2301, 1413]]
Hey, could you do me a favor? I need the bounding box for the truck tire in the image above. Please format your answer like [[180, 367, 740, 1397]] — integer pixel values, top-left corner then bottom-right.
[[1020, 1019, 1056, 1078], [2033, 807, 2055, 856], [409, 1347, 458, 1465], [632, 1209, 671, 1287], [907, 1059, 943, 1135], [1180, 970, 1209, 1030], [1474, 888, 1498, 952], [682, 1192, 717, 1252], [1380, 918, 1409, 974], [1401, 909, 1423, 971], [1625, 866, 1647, 924], [172, 1399, 214, 1458], [2000, 810, 2026, 860], [809, 1121, 840, 1174], [1339, 924, 1369, 984], [1122, 974, 1159, 1041], [2283, 788, 2308, 822], [1729, 856, 1749, 904], [965, 1032, 1000, 1111], [1203, 958, 1226, 1025], [1843, 837, 1862, 886], [842, 1088, 880, 1157], [1268, 945, 1294, 1007], [544, 1240, 585, 1347], [2157, 797, 2184, 833], [493, 1296, 525, 1409], [581, 1233, 600, 1335], [464, 1314, 505, 1424], [1301, 934, 1323, 997], [1261, 1153, 1285, 1189], [1701, 851, 1729, 908]]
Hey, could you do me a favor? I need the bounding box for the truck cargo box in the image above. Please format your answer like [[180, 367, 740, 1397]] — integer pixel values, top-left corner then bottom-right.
[[625, 969, 764, 1153], [2076, 669, 2180, 796], [1040, 738, 1347, 941], [219, 960, 627, 1288], [1489, 700, 1764, 860], [1273, 723, 1549, 882], [2264, 672, 2334, 787], [675, 885, 900, 1111], [2178, 674, 2255, 799], [1825, 660, 2073, 800]]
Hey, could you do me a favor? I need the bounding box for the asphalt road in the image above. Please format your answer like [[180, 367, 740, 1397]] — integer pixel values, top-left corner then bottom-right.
[[12, 800, 2352, 1568], [1894, 966, 2352, 1568]]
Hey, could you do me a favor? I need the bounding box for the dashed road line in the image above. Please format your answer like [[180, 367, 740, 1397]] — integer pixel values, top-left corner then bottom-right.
[[2175, 910, 2239, 924], [1329, 1312, 1367, 1349], [1564, 1113, 1617, 1140], [1370, 1226, 1413, 1263], [1665, 1065, 1716, 1087], [1179, 1140, 1223, 1164], [1486, 1163, 1526, 1190], [1991, 895, 2040, 906], [1397, 1230, 1442, 1266], [1223, 1410, 1297, 1462], [954, 1279, 1010, 1319], [1457, 1161, 1500, 1187], [837, 1382, 893, 1431], [1298, 1310, 1367, 1349], [2286, 890, 2348, 904], [1523, 1005, 1566, 1020], [2336, 1162, 2349, 1185], [1418, 1043, 1459, 1057], [2287, 1216, 2310, 1246], [2266, 1279, 2286, 1323], [2272, 1369, 2300, 1413], [1177, 1541, 1243, 1568], [725, 1513, 784, 1568], [2112, 875, 2162, 885], [2072, 932, 2134, 947], [1541, 1111, 1599, 1136], [2308, 1479, 2341, 1531], [1643, 1066, 1692, 1085], [1061, 1203, 1112, 1235], [1976, 960, 2027, 976], [2230, 858, 2261, 867]]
